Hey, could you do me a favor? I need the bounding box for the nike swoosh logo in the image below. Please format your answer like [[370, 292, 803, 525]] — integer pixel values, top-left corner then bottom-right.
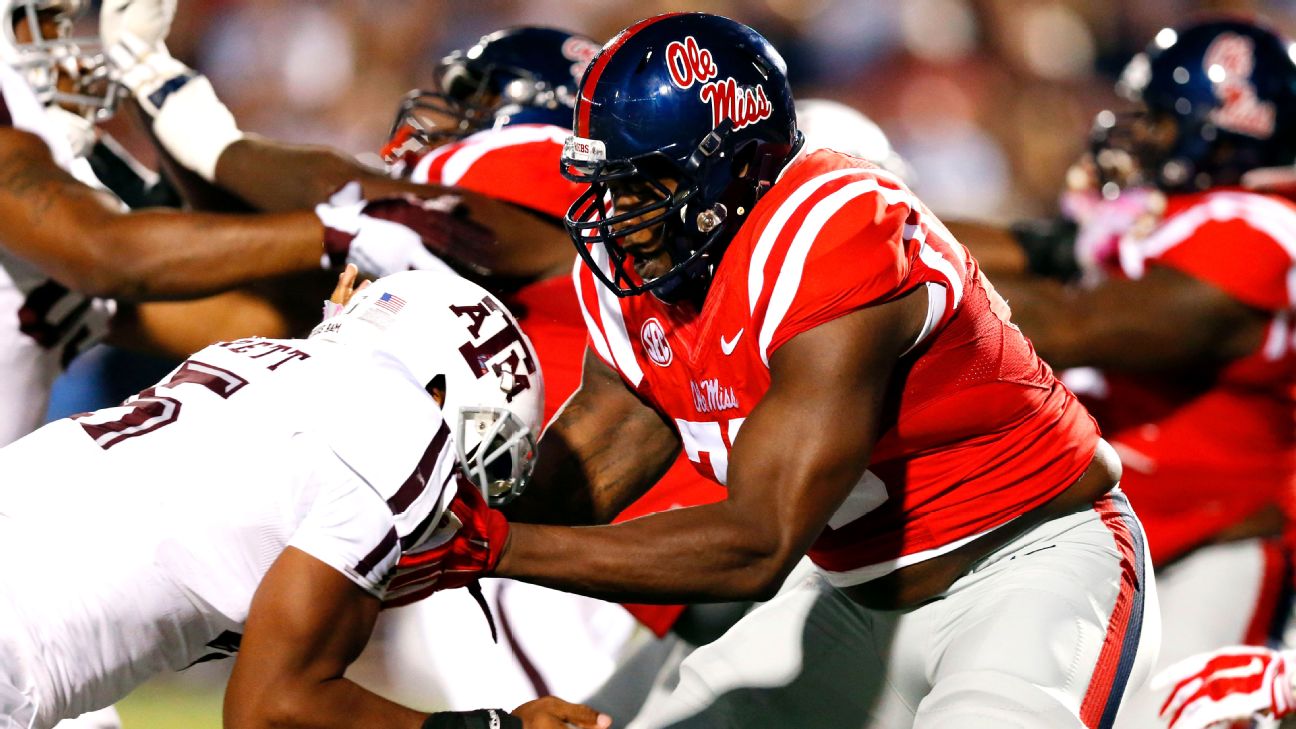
[[720, 329, 744, 355]]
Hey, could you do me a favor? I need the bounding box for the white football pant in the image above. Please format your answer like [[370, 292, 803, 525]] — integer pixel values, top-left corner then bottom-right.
[[626, 491, 1159, 729]]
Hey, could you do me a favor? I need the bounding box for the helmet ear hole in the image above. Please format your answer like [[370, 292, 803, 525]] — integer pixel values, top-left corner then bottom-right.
[[426, 374, 447, 407]]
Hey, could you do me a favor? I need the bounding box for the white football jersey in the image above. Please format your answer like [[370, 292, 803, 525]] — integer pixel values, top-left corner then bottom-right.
[[0, 336, 461, 729], [0, 63, 114, 447]]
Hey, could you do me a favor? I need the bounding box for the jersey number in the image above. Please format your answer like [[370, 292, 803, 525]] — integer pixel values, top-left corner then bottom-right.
[[674, 417, 889, 528], [74, 360, 249, 449]]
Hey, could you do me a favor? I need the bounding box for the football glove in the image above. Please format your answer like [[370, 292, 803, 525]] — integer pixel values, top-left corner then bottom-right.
[[100, 0, 176, 53], [313, 182, 456, 276], [382, 475, 511, 608], [1155, 645, 1296, 729]]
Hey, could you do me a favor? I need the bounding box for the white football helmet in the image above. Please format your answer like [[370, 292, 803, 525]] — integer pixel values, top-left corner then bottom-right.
[[310, 269, 544, 506], [1, 0, 116, 117], [796, 98, 911, 182]]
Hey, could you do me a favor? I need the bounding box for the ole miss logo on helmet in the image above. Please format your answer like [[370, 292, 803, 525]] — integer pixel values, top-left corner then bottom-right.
[[1204, 32, 1276, 139], [666, 36, 772, 130]]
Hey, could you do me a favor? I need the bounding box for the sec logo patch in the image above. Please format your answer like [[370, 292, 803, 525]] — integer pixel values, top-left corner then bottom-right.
[[640, 318, 673, 367]]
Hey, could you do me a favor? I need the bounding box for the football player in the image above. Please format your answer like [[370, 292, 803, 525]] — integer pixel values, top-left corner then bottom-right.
[[955, 18, 1296, 729], [109, 10, 740, 708], [403, 12, 1157, 728], [0, 0, 456, 447], [0, 268, 612, 729]]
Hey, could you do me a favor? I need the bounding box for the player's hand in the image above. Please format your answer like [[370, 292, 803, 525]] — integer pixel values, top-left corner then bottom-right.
[[320, 264, 370, 320], [512, 697, 612, 729], [1154, 645, 1296, 729], [385, 475, 511, 607], [315, 182, 455, 277], [100, 0, 176, 53]]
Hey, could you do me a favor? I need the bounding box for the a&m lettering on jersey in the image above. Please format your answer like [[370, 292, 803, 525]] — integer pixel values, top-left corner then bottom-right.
[[666, 35, 772, 131]]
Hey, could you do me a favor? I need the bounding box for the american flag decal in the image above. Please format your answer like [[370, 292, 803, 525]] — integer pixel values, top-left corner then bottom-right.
[[375, 292, 406, 314]]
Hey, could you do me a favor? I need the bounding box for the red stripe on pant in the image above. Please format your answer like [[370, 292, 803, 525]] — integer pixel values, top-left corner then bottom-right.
[[1080, 493, 1145, 729]]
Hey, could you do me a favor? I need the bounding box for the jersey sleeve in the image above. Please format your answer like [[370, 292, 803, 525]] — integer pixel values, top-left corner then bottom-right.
[[1144, 200, 1296, 312], [414, 124, 582, 219], [286, 446, 402, 598], [758, 186, 915, 361]]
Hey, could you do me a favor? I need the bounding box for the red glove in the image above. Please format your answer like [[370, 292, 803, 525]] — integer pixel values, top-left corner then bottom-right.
[[382, 475, 511, 608], [1155, 646, 1296, 729]]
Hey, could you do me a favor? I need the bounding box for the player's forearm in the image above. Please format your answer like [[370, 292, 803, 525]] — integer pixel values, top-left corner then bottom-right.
[[498, 501, 795, 602], [91, 209, 324, 300], [216, 138, 391, 212], [225, 675, 427, 729]]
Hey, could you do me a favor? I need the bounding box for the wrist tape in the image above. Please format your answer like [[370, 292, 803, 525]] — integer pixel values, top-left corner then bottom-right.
[[421, 708, 522, 729]]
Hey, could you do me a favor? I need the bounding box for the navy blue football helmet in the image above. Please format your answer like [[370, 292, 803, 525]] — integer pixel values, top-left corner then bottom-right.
[[562, 13, 801, 302], [1093, 18, 1296, 192], [382, 27, 600, 165]]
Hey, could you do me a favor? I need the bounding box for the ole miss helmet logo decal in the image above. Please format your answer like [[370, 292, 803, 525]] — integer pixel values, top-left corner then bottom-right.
[[666, 36, 773, 131], [640, 317, 673, 367], [1204, 32, 1276, 139], [562, 36, 601, 82]]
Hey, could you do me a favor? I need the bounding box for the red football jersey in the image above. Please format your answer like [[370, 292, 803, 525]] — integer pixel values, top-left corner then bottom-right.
[[576, 150, 1101, 586], [411, 124, 725, 634], [1085, 190, 1296, 565]]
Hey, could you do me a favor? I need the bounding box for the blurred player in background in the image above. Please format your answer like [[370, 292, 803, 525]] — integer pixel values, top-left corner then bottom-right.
[[417, 12, 1156, 728], [955, 17, 1296, 729], [0, 268, 612, 729], [0, 0, 456, 449], [107, 5, 734, 709]]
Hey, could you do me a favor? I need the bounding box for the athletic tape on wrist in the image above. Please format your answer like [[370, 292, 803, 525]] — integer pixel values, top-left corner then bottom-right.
[[151, 75, 245, 182], [420, 708, 522, 729]]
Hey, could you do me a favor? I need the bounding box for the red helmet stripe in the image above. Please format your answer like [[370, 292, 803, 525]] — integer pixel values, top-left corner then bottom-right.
[[577, 13, 685, 137]]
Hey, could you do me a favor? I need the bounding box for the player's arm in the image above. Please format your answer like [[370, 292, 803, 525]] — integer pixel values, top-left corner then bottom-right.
[[0, 126, 329, 300], [994, 265, 1268, 371], [496, 288, 927, 603], [505, 348, 684, 526], [113, 34, 573, 281], [212, 138, 576, 280], [226, 547, 606, 729]]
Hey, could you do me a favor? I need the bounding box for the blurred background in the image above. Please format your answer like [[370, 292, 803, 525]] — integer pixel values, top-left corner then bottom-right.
[[101, 0, 1296, 220], [60, 0, 1294, 725]]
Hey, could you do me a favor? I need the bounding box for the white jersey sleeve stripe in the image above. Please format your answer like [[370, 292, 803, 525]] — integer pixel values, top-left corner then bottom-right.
[[589, 244, 645, 386], [757, 177, 916, 365], [1140, 192, 1296, 306], [748, 168, 871, 315], [439, 125, 569, 186], [573, 256, 615, 366]]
